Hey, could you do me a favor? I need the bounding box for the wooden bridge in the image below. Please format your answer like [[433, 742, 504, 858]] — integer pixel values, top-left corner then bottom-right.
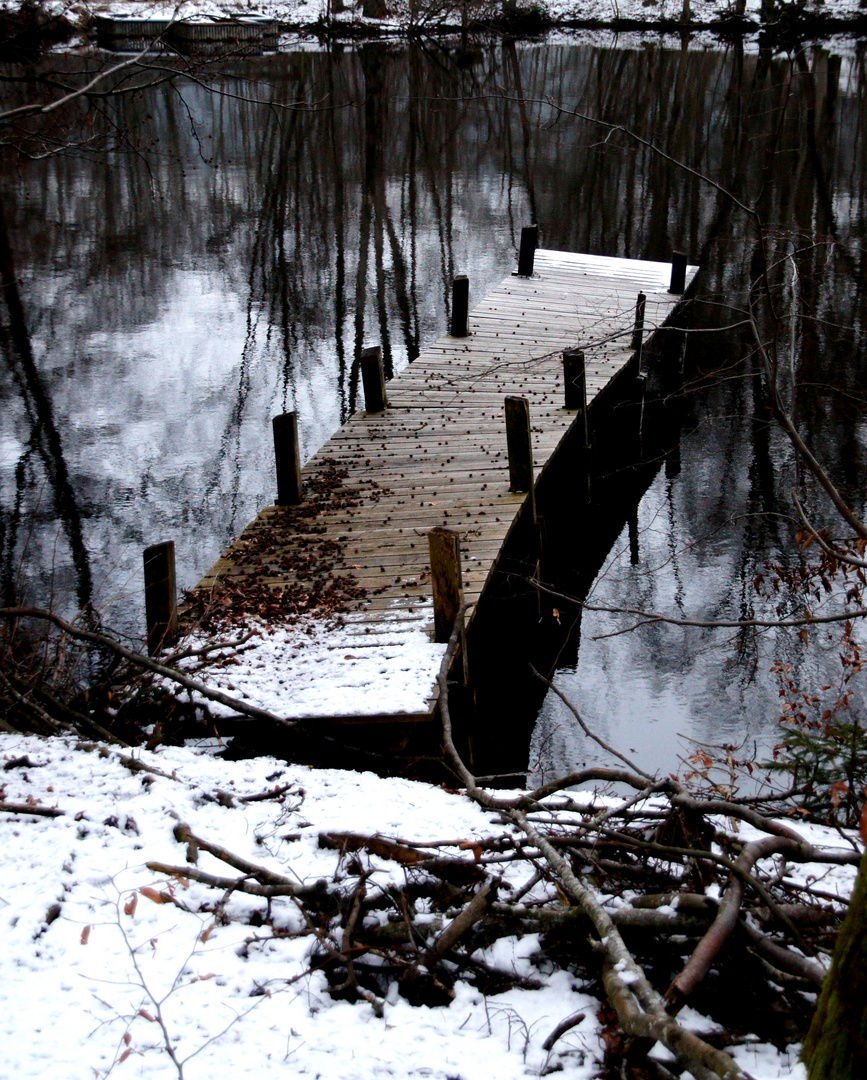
[[145, 240, 697, 731]]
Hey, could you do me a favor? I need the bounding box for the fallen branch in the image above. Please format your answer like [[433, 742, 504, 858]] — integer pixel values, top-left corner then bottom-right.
[[0, 607, 298, 728], [424, 882, 492, 966], [435, 607, 751, 1080], [146, 862, 326, 901]]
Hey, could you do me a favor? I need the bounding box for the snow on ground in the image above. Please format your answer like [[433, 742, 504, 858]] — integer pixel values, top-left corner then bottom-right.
[[1, 734, 598, 1080], [174, 607, 445, 719], [1, 733, 851, 1079]]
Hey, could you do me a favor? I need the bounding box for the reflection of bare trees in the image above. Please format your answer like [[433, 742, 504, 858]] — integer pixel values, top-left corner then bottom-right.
[[3, 41, 867, 642], [0, 202, 92, 611], [531, 42, 867, 748]]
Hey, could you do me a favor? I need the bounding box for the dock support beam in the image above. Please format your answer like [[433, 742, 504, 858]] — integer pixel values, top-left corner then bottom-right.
[[669, 251, 687, 294], [273, 412, 303, 505], [451, 275, 469, 337], [505, 395, 535, 496], [143, 540, 178, 656], [361, 345, 388, 413], [428, 527, 464, 644], [517, 224, 538, 277]]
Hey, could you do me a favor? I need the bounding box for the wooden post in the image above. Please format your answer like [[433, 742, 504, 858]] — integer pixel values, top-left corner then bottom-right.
[[428, 527, 463, 644], [273, 412, 303, 505], [143, 541, 178, 656], [563, 348, 591, 501], [631, 291, 647, 351], [451, 275, 469, 337], [505, 396, 534, 493], [562, 347, 588, 435], [360, 345, 388, 413], [517, 224, 538, 277], [669, 251, 687, 294]]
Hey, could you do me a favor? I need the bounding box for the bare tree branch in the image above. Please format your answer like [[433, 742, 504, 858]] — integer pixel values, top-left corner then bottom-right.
[[0, 607, 297, 727]]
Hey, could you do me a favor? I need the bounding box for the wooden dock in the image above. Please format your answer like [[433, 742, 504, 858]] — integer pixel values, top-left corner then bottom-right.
[[168, 246, 697, 729]]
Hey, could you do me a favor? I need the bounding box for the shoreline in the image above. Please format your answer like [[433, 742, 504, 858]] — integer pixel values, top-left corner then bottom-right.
[[4, 0, 867, 54]]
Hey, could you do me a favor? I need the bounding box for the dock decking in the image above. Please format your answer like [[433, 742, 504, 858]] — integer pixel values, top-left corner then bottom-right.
[[184, 249, 697, 726]]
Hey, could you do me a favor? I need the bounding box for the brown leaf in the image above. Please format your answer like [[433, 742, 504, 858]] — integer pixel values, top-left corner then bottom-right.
[[199, 921, 216, 944], [122, 1032, 131, 1047], [139, 886, 167, 905], [80, 925, 91, 945], [137, 1009, 155, 1023], [830, 780, 849, 810], [124, 893, 138, 917]]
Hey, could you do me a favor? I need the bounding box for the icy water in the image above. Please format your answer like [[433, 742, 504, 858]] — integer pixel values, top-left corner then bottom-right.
[[2, 37, 867, 774]]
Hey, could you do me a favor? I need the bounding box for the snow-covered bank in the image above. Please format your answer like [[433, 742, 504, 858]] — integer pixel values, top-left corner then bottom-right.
[[1, 733, 855, 1079], [1, 735, 599, 1080], [4, 0, 867, 44]]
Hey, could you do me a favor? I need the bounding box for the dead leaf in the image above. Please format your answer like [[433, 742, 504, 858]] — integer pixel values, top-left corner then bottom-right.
[[830, 780, 849, 810], [139, 886, 167, 905], [124, 893, 138, 917], [80, 925, 91, 945]]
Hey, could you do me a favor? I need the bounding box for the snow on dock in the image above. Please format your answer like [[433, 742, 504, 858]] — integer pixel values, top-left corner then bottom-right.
[[180, 248, 698, 725]]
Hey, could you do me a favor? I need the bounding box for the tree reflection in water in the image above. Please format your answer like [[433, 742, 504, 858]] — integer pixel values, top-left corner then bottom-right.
[[1, 38, 866, 765]]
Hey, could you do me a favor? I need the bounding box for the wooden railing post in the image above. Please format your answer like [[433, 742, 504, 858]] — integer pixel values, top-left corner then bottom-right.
[[428, 527, 463, 644], [669, 251, 687, 294], [273, 412, 303, 505], [451, 275, 469, 337], [505, 396, 534, 494], [360, 344, 388, 413], [517, 224, 538, 277], [562, 346, 588, 435], [563, 348, 591, 500], [143, 540, 178, 656], [631, 291, 647, 351]]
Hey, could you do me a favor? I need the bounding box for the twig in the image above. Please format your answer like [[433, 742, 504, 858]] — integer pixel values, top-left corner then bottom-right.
[[0, 800, 64, 818], [530, 664, 654, 781], [542, 1010, 587, 1052]]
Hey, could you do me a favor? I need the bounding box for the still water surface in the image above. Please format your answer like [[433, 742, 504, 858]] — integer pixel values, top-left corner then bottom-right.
[[2, 38, 867, 774]]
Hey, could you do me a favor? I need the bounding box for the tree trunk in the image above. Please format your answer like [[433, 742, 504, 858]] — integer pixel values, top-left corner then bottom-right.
[[802, 851, 867, 1078]]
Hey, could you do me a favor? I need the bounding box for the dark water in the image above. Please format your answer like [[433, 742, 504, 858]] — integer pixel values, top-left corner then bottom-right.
[[2, 37, 867, 773]]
